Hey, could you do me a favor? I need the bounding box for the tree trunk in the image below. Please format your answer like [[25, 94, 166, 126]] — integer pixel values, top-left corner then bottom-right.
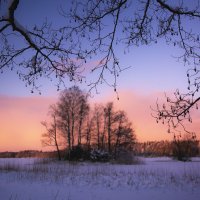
[[71, 112, 75, 148], [53, 115, 61, 161], [96, 115, 100, 149], [108, 113, 111, 153], [78, 118, 83, 146]]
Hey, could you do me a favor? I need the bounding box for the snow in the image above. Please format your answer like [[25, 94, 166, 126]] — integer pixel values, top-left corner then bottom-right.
[[0, 157, 200, 200]]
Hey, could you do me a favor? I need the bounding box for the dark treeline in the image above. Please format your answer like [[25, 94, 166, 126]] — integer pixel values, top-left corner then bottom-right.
[[0, 139, 199, 159], [41, 86, 136, 161], [135, 141, 172, 157], [0, 150, 52, 158], [135, 140, 199, 160]]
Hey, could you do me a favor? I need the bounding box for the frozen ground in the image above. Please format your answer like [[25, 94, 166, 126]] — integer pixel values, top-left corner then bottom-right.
[[0, 157, 200, 200]]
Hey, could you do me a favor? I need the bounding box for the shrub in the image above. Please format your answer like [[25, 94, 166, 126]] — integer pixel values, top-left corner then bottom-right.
[[70, 145, 90, 161], [90, 149, 110, 162]]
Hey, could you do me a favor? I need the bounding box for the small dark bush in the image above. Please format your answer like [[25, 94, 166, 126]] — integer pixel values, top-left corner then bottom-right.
[[70, 146, 90, 161], [90, 149, 110, 162]]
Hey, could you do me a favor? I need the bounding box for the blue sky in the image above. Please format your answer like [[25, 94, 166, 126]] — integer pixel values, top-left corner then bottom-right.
[[0, 0, 190, 97]]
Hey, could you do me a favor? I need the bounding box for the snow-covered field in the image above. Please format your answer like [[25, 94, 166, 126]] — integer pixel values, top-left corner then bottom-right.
[[0, 157, 200, 200]]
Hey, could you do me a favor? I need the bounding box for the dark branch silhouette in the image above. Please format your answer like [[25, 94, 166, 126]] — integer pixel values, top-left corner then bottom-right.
[[1, 0, 200, 95]]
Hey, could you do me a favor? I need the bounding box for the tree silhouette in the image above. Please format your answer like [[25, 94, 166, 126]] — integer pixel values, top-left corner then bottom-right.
[[152, 91, 200, 134], [69, 0, 200, 119], [113, 110, 135, 158], [93, 104, 105, 149], [0, 0, 85, 93], [41, 104, 62, 160], [56, 86, 89, 159]]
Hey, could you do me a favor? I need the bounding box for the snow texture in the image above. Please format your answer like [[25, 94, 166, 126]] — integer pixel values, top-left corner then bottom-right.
[[0, 157, 200, 200]]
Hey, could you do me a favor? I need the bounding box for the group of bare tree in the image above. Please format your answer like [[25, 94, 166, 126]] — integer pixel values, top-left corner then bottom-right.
[[41, 86, 136, 161]]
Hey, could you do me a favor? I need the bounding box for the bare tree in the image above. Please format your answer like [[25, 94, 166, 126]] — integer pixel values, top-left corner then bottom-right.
[[93, 104, 104, 149], [104, 102, 115, 153], [84, 114, 95, 151], [77, 94, 90, 146], [113, 110, 136, 158], [41, 104, 61, 160], [151, 87, 200, 160], [0, 0, 86, 93], [57, 90, 72, 156], [152, 91, 199, 134], [102, 102, 136, 155], [56, 86, 89, 159]]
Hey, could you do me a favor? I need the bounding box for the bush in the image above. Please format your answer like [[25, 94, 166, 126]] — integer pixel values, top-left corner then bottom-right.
[[90, 149, 110, 162], [69, 146, 90, 161]]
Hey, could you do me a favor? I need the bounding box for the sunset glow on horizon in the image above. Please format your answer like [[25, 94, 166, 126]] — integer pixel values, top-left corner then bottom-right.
[[1, 89, 199, 152]]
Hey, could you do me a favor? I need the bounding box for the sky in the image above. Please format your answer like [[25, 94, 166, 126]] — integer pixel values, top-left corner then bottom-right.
[[0, 0, 199, 151]]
